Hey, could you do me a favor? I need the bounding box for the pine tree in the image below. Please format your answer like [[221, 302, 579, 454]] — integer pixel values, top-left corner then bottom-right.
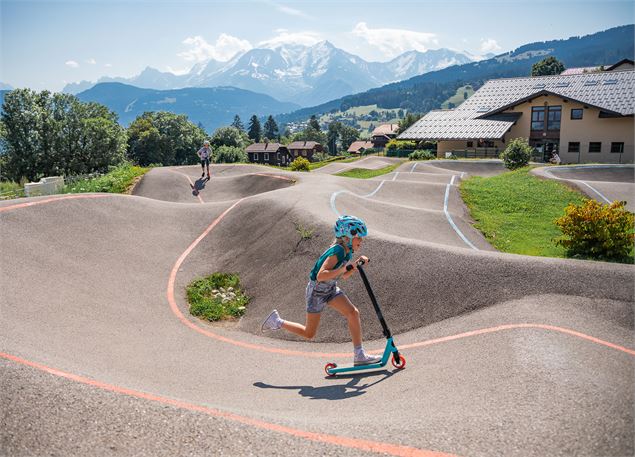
[[308, 115, 321, 131], [231, 114, 244, 131], [247, 115, 262, 143], [263, 115, 279, 140]]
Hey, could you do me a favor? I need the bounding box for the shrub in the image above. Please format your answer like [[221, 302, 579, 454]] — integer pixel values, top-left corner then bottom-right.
[[500, 138, 532, 170], [555, 200, 634, 262], [408, 149, 435, 161], [187, 273, 250, 321], [290, 157, 310, 171], [213, 145, 247, 163], [385, 139, 417, 153]]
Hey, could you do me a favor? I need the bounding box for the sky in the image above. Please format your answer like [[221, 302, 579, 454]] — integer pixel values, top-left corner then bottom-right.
[[1, 0, 633, 91]]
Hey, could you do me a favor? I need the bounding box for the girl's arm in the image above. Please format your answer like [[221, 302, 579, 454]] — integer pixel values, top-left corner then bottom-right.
[[316, 254, 348, 282]]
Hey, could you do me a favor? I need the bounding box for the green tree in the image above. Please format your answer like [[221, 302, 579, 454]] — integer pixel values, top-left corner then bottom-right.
[[210, 126, 249, 149], [339, 125, 360, 150], [308, 115, 321, 131], [127, 111, 206, 166], [531, 56, 565, 76], [500, 137, 532, 170], [248, 115, 262, 143], [231, 114, 245, 131], [263, 115, 279, 140], [1, 89, 126, 181], [327, 122, 341, 155], [396, 113, 422, 134]]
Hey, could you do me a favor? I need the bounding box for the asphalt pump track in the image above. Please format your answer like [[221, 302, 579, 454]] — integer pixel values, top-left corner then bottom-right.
[[1, 159, 633, 456]]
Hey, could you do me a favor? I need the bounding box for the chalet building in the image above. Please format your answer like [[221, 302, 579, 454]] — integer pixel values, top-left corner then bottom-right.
[[399, 66, 634, 164], [347, 140, 374, 155], [287, 141, 323, 162], [370, 124, 399, 149], [561, 58, 634, 75], [245, 142, 291, 166]]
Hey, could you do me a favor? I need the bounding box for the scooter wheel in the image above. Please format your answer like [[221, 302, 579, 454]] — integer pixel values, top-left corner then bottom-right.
[[391, 354, 406, 369], [324, 362, 337, 376]]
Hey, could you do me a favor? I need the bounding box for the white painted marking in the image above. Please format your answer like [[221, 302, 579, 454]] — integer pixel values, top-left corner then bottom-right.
[[411, 162, 418, 172], [444, 183, 478, 250], [392, 172, 399, 181], [450, 175, 456, 186], [577, 180, 612, 204]]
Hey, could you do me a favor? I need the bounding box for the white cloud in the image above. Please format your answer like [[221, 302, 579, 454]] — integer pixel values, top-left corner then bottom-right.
[[480, 38, 501, 53], [178, 34, 252, 62], [260, 1, 308, 18], [65, 60, 79, 68], [86, 58, 97, 65], [352, 22, 438, 59], [258, 31, 322, 48], [104, 63, 112, 68]]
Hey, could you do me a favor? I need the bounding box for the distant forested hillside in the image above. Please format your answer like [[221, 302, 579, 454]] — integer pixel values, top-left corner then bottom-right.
[[277, 25, 634, 124]]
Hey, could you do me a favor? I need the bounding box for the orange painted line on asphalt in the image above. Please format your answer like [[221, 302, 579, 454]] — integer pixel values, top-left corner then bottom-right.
[[251, 172, 296, 182], [0, 194, 112, 213], [398, 323, 635, 356], [167, 169, 204, 204], [0, 351, 458, 457]]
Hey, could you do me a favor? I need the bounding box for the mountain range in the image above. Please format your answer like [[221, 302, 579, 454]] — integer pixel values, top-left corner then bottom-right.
[[63, 42, 485, 106], [75, 83, 299, 131]]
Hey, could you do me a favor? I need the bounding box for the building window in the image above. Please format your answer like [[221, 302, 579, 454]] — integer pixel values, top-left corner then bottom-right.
[[571, 109, 583, 120], [477, 139, 494, 148], [264, 153, 269, 161], [611, 142, 624, 153], [568, 142, 580, 153], [531, 107, 545, 131], [466, 141, 473, 147], [277, 153, 280, 160], [302, 150, 307, 157], [589, 142, 602, 153], [547, 106, 561, 130]]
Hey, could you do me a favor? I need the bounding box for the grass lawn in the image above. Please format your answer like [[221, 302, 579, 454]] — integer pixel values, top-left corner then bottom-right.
[[335, 162, 403, 179], [459, 167, 587, 257], [441, 85, 475, 109]]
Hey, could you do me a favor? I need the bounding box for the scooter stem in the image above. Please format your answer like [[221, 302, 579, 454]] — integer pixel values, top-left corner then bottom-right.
[[357, 264, 392, 339]]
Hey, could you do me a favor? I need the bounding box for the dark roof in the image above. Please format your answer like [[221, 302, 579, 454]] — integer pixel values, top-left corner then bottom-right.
[[606, 59, 634, 71], [399, 70, 635, 140], [288, 141, 320, 149], [245, 143, 287, 153]]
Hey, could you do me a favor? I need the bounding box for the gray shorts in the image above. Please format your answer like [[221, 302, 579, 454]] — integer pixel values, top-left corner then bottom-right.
[[305, 280, 345, 314]]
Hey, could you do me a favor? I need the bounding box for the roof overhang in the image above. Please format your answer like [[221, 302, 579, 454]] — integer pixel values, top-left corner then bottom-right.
[[477, 89, 624, 118]]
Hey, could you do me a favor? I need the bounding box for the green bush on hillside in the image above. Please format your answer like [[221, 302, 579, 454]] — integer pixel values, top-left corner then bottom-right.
[[290, 157, 310, 171], [555, 200, 634, 262], [500, 138, 532, 170]]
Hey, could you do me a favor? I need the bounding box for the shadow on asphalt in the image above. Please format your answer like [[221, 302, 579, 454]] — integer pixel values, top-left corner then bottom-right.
[[190, 177, 208, 196], [253, 370, 397, 400]]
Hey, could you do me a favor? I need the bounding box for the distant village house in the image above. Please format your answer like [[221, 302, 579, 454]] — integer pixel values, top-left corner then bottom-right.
[[399, 60, 634, 164], [347, 140, 374, 155], [287, 141, 323, 162], [246, 142, 291, 166], [370, 124, 399, 149]]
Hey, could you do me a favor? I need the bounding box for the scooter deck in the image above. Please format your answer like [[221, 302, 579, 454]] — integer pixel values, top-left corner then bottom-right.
[[325, 337, 404, 375]]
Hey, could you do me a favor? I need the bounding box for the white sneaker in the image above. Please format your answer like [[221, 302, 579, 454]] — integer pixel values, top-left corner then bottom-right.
[[261, 309, 282, 332], [353, 352, 382, 366]]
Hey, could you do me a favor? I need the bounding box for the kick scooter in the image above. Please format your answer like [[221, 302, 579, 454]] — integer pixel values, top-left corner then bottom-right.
[[325, 259, 406, 376]]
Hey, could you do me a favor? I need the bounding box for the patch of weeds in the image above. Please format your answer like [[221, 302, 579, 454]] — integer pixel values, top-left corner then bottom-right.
[[293, 221, 315, 250], [186, 272, 250, 322]]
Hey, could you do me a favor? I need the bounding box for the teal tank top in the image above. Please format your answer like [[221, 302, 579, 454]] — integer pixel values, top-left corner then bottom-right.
[[309, 244, 351, 281]]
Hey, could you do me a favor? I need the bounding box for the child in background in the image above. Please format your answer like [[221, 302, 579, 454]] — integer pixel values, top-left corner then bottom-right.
[[262, 215, 381, 366], [197, 140, 212, 179]]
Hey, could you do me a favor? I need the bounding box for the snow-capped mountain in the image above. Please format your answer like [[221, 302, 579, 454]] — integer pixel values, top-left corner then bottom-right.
[[63, 42, 479, 106]]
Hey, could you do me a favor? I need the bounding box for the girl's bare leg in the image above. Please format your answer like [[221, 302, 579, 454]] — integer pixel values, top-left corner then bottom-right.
[[327, 295, 362, 347], [282, 313, 321, 339]]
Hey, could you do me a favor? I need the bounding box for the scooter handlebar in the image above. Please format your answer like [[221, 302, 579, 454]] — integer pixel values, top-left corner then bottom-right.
[[346, 258, 368, 272]]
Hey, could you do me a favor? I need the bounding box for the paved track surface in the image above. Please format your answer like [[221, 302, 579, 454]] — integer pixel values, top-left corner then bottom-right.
[[2, 160, 633, 457], [532, 164, 635, 211]]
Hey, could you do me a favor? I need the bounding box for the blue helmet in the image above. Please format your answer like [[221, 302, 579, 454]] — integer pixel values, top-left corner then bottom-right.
[[334, 216, 368, 244]]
